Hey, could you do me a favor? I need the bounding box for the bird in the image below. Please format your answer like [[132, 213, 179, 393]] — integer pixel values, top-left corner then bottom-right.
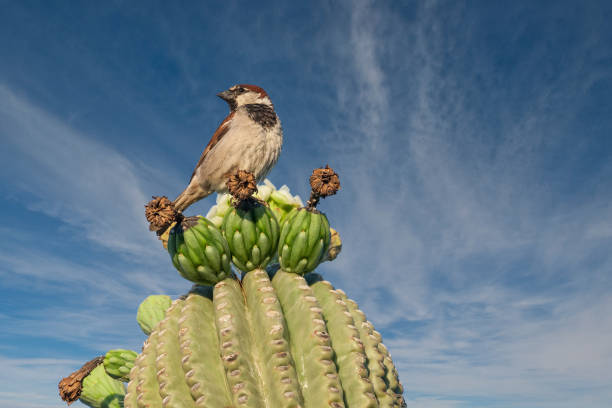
[[173, 84, 283, 212]]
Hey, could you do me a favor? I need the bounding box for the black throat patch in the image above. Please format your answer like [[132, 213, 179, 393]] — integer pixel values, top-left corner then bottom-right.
[[245, 104, 277, 128]]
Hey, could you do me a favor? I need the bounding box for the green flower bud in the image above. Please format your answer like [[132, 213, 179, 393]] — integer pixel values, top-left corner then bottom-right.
[[79, 364, 125, 408], [278, 208, 331, 274], [168, 216, 232, 285], [222, 202, 280, 272], [136, 295, 172, 335], [103, 349, 138, 382]]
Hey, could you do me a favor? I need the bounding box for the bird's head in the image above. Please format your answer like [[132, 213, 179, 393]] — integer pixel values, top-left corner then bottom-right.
[[217, 84, 272, 110]]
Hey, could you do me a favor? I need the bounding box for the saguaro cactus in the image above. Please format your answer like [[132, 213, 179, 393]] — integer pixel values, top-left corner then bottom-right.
[[60, 168, 405, 408]]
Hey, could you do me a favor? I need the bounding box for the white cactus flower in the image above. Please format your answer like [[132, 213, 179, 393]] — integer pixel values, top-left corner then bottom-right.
[[205, 179, 303, 226], [206, 193, 232, 227], [254, 179, 275, 201]]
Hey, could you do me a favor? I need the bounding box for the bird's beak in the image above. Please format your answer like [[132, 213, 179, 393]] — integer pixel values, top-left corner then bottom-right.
[[216, 90, 234, 102]]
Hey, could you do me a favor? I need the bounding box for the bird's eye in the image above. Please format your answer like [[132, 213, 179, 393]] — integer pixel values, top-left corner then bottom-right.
[[237, 87, 246, 94]]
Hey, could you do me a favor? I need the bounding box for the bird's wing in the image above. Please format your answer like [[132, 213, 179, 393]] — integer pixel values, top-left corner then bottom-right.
[[190, 111, 235, 181]]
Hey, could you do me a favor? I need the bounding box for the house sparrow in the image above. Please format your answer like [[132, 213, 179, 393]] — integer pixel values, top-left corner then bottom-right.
[[173, 84, 283, 212]]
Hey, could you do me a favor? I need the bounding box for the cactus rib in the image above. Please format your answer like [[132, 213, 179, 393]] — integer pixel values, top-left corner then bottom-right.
[[155, 300, 195, 407], [337, 289, 405, 408], [311, 280, 379, 408], [272, 270, 345, 408], [242, 269, 303, 407], [133, 334, 162, 408], [179, 287, 233, 407], [124, 365, 139, 408], [213, 278, 266, 407]]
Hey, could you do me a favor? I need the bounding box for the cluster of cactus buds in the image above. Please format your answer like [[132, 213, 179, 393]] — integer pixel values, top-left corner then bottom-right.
[[60, 167, 405, 408]]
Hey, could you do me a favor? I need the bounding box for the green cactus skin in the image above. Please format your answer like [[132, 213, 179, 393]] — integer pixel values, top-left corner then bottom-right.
[[214, 278, 267, 406], [168, 216, 232, 285], [123, 366, 138, 408], [337, 289, 405, 407], [179, 285, 233, 407], [222, 203, 280, 272], [104, 349, 138, 382], [131, 334, 163, 407], [156, 300, 196, 407], [137, 295, 172, 335], [79, 364, 125, 408], [378, 338, 405, 407], [278, 208, 331, 275], [241, 270, 302, 407], [310, 280, 378, 408], [271, 271, 345, 407], [124, 273, 404, 408]]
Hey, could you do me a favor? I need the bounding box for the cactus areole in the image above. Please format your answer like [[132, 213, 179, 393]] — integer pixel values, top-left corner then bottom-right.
[[59, 167, 406, 408]]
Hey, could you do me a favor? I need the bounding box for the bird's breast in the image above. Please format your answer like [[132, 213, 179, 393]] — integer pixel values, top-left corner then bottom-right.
[[220, 111, 282, 179]]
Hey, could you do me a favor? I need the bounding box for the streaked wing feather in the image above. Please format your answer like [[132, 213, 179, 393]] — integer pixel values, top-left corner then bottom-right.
[[190, 111, 235, 181]]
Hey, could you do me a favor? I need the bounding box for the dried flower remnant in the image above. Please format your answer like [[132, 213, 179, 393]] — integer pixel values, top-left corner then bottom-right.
[[145, 196, 180, 235], [307, 165, 341, 210], [58, 357, 104, 405], [226, 169, 258, 207]]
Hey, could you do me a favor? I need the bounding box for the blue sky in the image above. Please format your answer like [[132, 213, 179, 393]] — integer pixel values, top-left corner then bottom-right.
[[1, 1, 611, 407]]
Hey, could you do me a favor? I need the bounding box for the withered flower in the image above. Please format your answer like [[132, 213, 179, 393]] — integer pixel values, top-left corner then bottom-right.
[[307, 165, 341, 210], [58, 356, 104, 405], [145, 195, 179, 234], [226, 170, 258, 203], [310, 165, 341, 198]]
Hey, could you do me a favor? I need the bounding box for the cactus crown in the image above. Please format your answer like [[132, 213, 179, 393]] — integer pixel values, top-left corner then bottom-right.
[[59, 166, 405, 408]]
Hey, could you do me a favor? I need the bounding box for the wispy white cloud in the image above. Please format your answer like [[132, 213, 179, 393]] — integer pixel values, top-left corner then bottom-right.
[[0, 243, 186, 303], [404, 397, 464, 408], [0, 85, 179, 259], [0, 356, 94, 408], [0, 85, 190, 405], [0, 238, 189, 353], [0, 84, 191, 352], [319, 0, 612, 406]]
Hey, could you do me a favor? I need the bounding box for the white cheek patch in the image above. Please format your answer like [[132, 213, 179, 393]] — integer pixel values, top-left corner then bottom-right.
[[257, 96, 272, 105], [236, 93, 271, 106], [236, 93, 255, 105]]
